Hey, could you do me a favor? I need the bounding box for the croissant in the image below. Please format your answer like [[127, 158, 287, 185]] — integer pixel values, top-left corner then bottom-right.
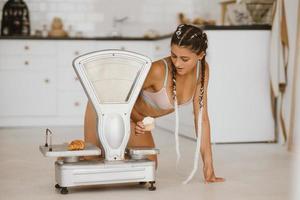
[[68, 140, 85, 150]]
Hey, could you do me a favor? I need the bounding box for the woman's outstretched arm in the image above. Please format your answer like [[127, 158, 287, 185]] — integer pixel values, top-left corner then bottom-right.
[[193, 63, 225, 183]]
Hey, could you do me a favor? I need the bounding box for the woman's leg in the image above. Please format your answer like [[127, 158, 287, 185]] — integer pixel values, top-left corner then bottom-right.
[[128, 121, 158, 168], [84, 101, 104, 159], [84, 101, 157, 165]]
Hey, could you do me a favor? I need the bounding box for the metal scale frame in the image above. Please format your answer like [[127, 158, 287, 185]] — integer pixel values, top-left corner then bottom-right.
[[40, 50, 159, 194]]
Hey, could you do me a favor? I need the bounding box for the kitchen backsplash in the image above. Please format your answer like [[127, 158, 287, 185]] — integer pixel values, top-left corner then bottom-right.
[[0, 0, 220, 37]]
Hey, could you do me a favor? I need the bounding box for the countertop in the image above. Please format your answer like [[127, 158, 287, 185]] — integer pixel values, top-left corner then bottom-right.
[[202, 24, 271, 30], [0, 34, 172, 41], [0, 25, 271, 41]]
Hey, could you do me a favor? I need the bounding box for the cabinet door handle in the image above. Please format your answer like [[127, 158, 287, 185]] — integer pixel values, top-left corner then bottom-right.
[[155, 45, 161, 51], [74, 101, 80, 107], [24, 61, 29, 65], [44, 78, 50, 84], [74, 51, 79, 56], [24, 45, 29, 50]]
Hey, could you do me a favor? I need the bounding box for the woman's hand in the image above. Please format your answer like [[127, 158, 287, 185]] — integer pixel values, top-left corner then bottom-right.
[[135, 121, 146, 135], [203, 165, 225, 183]]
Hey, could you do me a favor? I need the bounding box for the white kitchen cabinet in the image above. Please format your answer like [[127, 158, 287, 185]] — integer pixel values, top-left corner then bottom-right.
[[0, 54, 56, 70], [0, 40, 57, 119], [156, 30, 275, 143], [56, 41, 96, 121], [94, 41, 153, 60], [57, 68, 82, 91], [57, 91, 87, 116], [57, 41, 96, 69], [0, 70, 56, 116], [152, 38, 170, 60], [0, 40, 56, 55], [0, 37, 170, 127], [93, 39, 170, 61]]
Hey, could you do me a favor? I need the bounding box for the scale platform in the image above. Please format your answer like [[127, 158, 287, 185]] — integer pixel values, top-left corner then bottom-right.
[[39, 143, 101, 163], [39, 143, 101, 158], [128, 147, 159, 159]]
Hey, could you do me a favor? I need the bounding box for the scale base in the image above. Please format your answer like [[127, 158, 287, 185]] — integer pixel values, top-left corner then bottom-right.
[[55, 159, 156, 194]]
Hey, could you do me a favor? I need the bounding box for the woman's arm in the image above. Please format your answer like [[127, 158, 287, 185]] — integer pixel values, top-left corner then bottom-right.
[[193, 63, 225, 183], [133, 59, 166, 134]]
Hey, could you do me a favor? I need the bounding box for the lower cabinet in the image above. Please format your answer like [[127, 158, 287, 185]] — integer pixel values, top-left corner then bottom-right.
[[57, 91, 87, 117], [0, 38, 170, 127], [0, 70, 57, 117]]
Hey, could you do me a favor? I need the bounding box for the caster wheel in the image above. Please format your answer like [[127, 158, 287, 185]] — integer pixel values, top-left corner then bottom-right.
[[60, 187, 68, 194], [139, 182, 146, 185], [148, 186, 156, 191], [55, 184, 61, 189], [148, 181, 156, 191]]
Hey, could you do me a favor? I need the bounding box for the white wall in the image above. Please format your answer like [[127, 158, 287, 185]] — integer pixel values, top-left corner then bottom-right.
[[0, 0, 222, 37], [193, 0, 220, 24]]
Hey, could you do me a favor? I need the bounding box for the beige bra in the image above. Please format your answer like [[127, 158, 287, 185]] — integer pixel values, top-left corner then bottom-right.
[[141, 59, 199, 110]]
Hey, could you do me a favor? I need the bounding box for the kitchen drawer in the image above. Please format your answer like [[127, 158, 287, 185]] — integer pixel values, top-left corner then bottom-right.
[[0, 55, 56, 70], [95, 41, 124, 50], [120, 41, 153, 58], [0, 70, 56, 116], [57, 41, 96, 68], [57, 68, 82, 91], [153, 39, 170, 60], [0, 40, 56, 55], [57, 91, 87, 116], [95, 41, 154, 59]]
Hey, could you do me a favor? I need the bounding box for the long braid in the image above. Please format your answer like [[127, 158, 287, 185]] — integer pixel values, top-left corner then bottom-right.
[[199, 56, 206, 109], [199, 32, 208, 109], [171, 64, 177, 101], [171, 61, 181, 165]]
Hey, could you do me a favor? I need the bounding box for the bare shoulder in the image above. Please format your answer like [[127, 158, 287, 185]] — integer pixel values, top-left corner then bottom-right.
[[142, 58, 167, 89]]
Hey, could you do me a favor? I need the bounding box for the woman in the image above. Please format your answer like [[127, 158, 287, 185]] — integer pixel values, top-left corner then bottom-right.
[[84, 24, 224, 184]]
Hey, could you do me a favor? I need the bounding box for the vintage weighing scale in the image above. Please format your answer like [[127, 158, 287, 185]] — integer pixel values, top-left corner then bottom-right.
[[40, 50, 159, 194]]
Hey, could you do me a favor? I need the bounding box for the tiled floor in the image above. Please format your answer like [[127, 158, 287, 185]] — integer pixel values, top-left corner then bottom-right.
[[0, 126, 293, 200]]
